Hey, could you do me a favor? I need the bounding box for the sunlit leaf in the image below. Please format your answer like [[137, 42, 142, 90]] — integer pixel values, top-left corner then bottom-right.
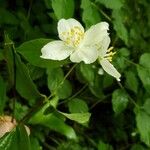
[[29, 97, 77, 139], [60, 112, 91, 124]]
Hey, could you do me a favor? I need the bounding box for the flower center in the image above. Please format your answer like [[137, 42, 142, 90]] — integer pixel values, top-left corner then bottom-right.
[[104, 47, 116, 62], [61, 26, 84, 47]]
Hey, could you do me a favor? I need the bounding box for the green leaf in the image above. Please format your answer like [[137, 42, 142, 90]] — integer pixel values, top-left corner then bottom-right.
[[3, 33, 15, 86], [0, 131, 14, 149], [137, 66, 150, 94], [38, 114, 77, 139], [3, 34, 43, 101], [131, 144, 147, 150], [59, 112, 91, 124], [112, 89, 128, 115], [0, 8, 19, 25], [143, 99, 150, 115], [112, 9, 128, 44], [0, 76, 7, 113], [15, 53, 43, 101], [0, 125, 30, 150], [27, 65, 45, 81], [29, 97, 77, 139], [15, 125, 30, 150], [30, 138, 42, 150], [47, 68, 64, 93], [51, 0, 74, 19], [47, 68, 72, 99], [16, 39, 68, 68], [80, 63, 95, 84], [135, 109, 150, 147], [14, 102, 29, 120], [89, 74, 104, 98], [125, 71, 138, 93], [139, 53, 150, 68], [96, 0, 124, 9], [68, 98, 89, 113], [57, 80, 72, 99], [47, 67, 64, 92], [137, 53, 150, 93], [98, 141, 113, 150], [81, 0, 101, 28], [115, 48, 130, 71], [0, 50, 4, 60]]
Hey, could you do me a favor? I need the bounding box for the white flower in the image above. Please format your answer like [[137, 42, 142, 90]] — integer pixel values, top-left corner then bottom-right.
[[98, 37, 121, 81], [41, 18, 109, 64]]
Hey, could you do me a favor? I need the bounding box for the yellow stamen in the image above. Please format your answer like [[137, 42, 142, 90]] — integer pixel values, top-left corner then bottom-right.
[[61, 26, 84, 47], [104, 47, 116, 62]]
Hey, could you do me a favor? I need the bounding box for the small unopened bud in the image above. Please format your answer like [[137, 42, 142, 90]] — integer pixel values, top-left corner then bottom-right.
[[98, 68, 104, 75]]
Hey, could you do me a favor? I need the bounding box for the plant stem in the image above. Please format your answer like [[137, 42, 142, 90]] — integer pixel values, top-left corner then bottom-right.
[[91, 2, 112, 22], [48, 64, 77, 99], [117, 81, 140, 109], [27, 0, 33, 20], [20, 64, 78, 123], [19, 97, 47, 123], [123, 58, 138, 67], [12, 46, 16, 122], [60, 64, 77, 85], [5, 39, 16, 122], [58, 83, 88, 105]]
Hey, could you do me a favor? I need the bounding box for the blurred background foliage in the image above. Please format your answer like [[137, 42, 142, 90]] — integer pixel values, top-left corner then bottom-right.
[[0, 0, 150, 149]]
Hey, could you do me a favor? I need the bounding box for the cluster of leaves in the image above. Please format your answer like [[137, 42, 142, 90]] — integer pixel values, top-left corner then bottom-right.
[[0, 0, 150, 149]]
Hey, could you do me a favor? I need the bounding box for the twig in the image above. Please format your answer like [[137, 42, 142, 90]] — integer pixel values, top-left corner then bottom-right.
[[91, 2, 112, 22], [58, 83, 88, 105], [20, 64, 78, 123], [11, 45, 16, 122], [27, 0, 33, 20], [48, 64, 77, 99], [117, 81, 140, 109]]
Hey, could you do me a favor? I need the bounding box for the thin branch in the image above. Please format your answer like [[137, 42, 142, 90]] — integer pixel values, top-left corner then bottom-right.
[[48, 64, 77, 99], [58, 83, 88, 105], [117, 81, 140, 109], [91, 2, 112, 22], [27, 0, 33, 20], [11, 45, 16, 122], [20, 64, 78, 123]]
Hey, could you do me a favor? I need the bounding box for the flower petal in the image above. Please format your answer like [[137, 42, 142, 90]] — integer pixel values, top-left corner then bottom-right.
[[41, 40, 74, 60], [70, 46, 98, 64], [100, 59, 121, 81], [57, 18, 84, 41], [81, 22, 109, 47], [99, 36, 111, 57]]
